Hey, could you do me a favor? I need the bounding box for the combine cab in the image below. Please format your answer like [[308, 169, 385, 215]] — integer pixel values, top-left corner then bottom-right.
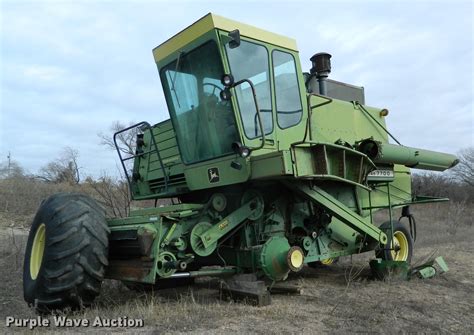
[[23, 13, 458, 311]]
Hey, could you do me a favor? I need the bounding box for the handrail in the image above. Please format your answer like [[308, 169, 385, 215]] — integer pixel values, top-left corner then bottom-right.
[[113, 121, 169, 194], [252, 109, 302, 137], [252, 109, 272, 137], [232, 78, 265, 151], [302, 93, 333, 142], [354, 101, 402, 145]]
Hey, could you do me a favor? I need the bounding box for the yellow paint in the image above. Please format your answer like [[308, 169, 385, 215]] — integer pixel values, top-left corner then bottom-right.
[[290, 248, 304, 269], [379, 109, 389, 117], [30, 223, 46, 280], [153, 13, 298, 63], [320, 258, 335, 265], [218, 219, 229, 230], [391, 231, 409, 261]]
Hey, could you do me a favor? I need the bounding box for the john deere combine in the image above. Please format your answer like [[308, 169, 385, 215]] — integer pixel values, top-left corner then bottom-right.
[[23, 13, 458, 311]]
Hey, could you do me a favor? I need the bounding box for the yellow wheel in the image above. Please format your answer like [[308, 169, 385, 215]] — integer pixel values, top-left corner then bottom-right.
[[377, 221, 413, 263], [320, 258, 336, 265], [308, 257, 339, 268], [30, 223, 46, 280], [391, 231, 409, 261], [287, 246, 304, 272]]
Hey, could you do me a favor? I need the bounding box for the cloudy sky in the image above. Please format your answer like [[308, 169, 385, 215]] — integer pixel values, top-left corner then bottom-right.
[[1, 0, 472, 178]]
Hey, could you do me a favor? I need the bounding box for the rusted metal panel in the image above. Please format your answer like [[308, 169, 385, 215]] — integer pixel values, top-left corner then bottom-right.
[[105, 259, 155, 283]]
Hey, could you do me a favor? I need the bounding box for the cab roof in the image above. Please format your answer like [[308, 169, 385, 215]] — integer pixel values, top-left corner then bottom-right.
[[152, 13, 298, 63]]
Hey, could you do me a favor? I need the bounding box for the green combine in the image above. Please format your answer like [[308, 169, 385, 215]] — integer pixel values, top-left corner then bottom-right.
[[23, 13, 458, 311]]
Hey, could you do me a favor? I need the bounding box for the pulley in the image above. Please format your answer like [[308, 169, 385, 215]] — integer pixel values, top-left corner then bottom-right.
[[156, 251, 177, 278], [240, 190, 264, 220], [190, 221, 217, 257], [211, 193, 227, 212]]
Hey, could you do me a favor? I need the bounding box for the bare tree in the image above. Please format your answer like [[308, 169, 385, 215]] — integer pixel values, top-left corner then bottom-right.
[[0, 160, 24, 179], [88, 172, 131, 218], [97, 121, 159, 217], [98, 121, 138, 156], [412, 172, 453, 198], [412, 146, 474, 202], [39, 147, 81, 184], [453, 147, 474, 187]]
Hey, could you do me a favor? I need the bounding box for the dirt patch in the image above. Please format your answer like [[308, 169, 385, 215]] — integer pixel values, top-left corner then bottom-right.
[[1, 205, 473, 334]]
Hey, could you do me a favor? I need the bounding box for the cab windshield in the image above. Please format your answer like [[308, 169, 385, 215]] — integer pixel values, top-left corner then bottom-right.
[[160, 41, 239, 164]]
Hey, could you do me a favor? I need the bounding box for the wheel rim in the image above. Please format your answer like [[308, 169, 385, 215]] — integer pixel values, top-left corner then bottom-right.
[[391, 231, 409, 261], [290, 250, 303, 268], [287, 247, 304, 271], [30, 223, 46, 280]]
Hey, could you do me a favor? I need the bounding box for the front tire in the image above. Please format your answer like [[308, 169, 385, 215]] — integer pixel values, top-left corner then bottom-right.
[[376, 221, 414, 263], [23, 193, 109, 312]]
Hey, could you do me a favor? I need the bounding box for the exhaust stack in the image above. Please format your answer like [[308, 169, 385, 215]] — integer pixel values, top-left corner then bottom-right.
[[310, 52, 332, 95]]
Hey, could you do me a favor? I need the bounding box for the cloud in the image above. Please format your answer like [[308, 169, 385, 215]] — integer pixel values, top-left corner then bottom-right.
[[22, 65, 66, 82], [0, 0, 472, 177]]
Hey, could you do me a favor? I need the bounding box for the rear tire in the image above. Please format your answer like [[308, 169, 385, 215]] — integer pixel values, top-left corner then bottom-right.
[[23, 193, 109, 312], [376, 221, 413, 263]]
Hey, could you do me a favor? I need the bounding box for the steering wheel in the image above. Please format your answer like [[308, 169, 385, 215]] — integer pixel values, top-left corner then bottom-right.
[[203, 82, 223, 97]]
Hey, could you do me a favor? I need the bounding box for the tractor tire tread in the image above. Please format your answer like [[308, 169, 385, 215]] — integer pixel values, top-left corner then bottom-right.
[[23, 193, 109, 312]]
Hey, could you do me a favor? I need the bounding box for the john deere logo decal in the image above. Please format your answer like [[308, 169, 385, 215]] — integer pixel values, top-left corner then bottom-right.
[[208, 168, 220, 183]]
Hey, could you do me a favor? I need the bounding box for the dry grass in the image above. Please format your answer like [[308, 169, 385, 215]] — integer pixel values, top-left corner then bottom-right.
[[1, 203, 473, 334], [0, 176, 169, 226], [0, 177, 82, 216]]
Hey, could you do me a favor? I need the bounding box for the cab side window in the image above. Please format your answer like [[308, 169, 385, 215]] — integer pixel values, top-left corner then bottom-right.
[[226, 40, 273, 139], [272, 50, 303, 129]]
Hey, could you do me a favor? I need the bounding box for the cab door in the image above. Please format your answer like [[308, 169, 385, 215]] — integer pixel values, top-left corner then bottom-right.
[[220, 35, 277, 153], [270, 48, 308, 150]]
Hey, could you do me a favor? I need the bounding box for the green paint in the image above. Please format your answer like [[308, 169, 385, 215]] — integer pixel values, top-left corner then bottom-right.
[[284, 181, 387, 244], [200, 199, 258, 249], [370, 259, 410, 280], [258, 237, 291, 281]]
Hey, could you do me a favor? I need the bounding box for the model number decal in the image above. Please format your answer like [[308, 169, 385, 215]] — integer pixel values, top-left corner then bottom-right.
[[368, 170, 394, 179], [218, 220, 229, 230]]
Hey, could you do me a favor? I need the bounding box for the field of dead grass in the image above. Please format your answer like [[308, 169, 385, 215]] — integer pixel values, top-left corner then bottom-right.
[[1, 203, 473, 334]]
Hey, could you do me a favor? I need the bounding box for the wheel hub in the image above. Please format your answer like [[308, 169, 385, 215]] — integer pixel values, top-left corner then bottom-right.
[[391, 232, 409, 261]]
